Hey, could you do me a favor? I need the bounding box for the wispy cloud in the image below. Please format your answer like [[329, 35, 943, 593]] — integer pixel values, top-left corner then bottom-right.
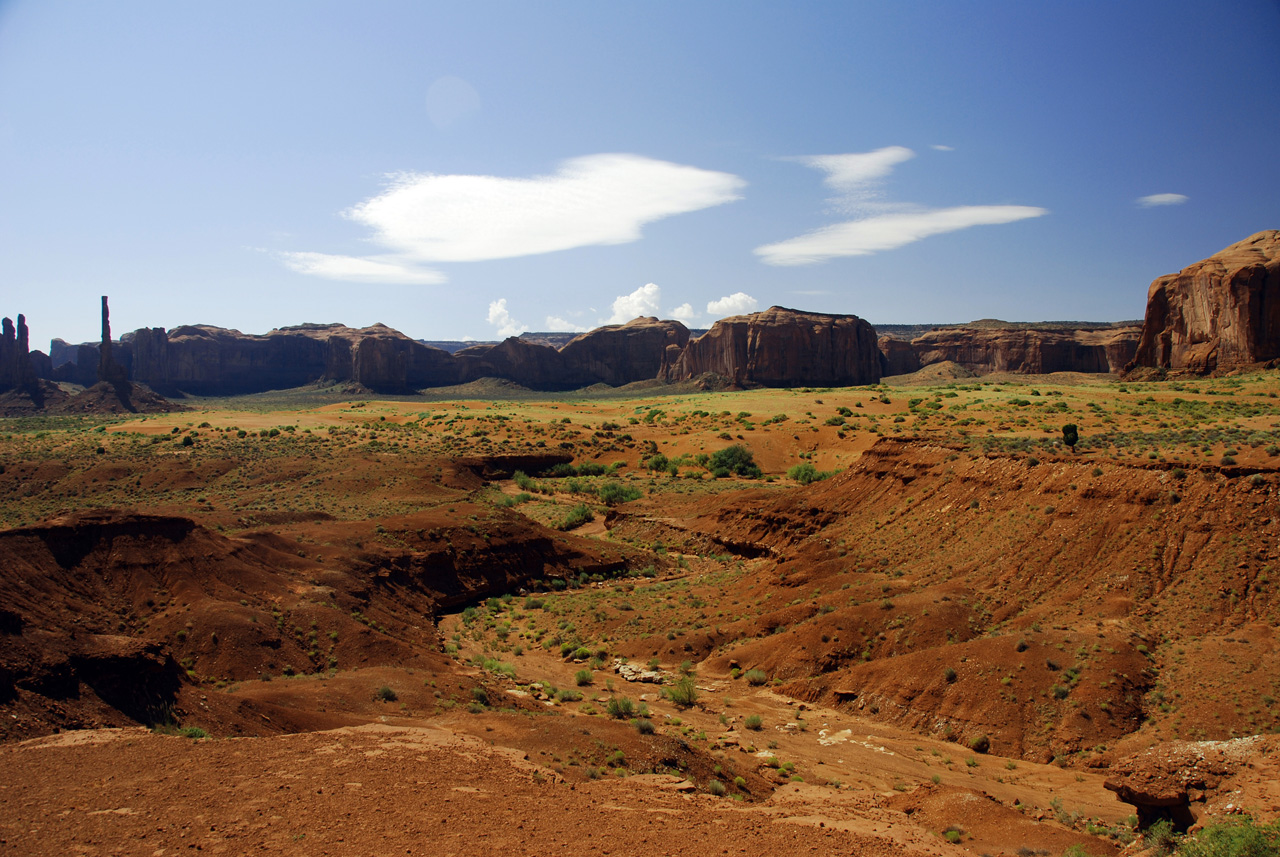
[[606, 282, 663, 324], [756, 147, 1047, 265], [707, 292, 759, 317], [790, 147, 915, 194], [931, 144, 954, 152], [278, 251, 445, 284], [1137, 193, 1188, 208], [487, 299, 525, 338], [282, 154, 743, 284], [758, 206, 1047, 266]]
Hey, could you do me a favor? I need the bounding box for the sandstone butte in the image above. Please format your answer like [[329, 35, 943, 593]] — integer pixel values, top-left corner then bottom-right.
[[1129, 229, 1280, 373], [8, 228, 1279, 400], [42, 308, 886, 396], [663, 305, 883, 387], [879, 324, 1140, 377]]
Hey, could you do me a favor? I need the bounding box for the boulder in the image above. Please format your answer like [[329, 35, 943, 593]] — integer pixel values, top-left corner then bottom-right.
[[664, 306, 882, 387], [1129, 230, 1280, 373]]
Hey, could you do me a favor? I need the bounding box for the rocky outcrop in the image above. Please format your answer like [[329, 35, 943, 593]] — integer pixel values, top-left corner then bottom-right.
[[559, 317, 691, 386], [453, 317, 692, 389], [1104, 736, 1270, 829], [664, 307, 882, 387], [1129, 230, 1280, 373], [130, 323, 458, 395], [900, 324, 1140, 375], [0, 314, 35, 392], [878, 335, 921, 376], [97, 297, 129, 387]]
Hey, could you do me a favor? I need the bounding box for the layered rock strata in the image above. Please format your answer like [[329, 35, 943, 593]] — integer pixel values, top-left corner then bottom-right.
[[1129, 230, 1280, 373], [664, 306, 883, 387]]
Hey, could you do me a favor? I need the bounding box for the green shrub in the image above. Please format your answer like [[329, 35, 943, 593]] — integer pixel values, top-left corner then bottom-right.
[[1178, 816, 1280, 857], [556, 504, 595, 530], [667, 676, 699, 709], [968, 734, 990, 754], [374, 685, 398, 702], [633, 718, 655, 735], [744, 714, 763, 731], [744, 669, 768, 686], [575, 669, 593, 686], [645, 453, 669, 472], [707, 779, 727, 796], [597, 481, 642, 505], [709, 445, 762, 479], [555, 688, 583, 702], [943, 667, 957, 683], [471, 686, 489, 706], [733, 776, 747, 789], [606, 697, 635, 719]]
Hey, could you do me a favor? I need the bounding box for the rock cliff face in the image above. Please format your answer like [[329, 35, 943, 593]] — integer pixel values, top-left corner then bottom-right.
[[877, 335, 921, 376], [1129, 230, 1280, 373], [130, 323, 458, 395], [665, 307, 882, 387], [559, 317, 690, 386], [0, 314, 36, 391], [452, 318, 690, 390], [901, 325, 1140, 375]]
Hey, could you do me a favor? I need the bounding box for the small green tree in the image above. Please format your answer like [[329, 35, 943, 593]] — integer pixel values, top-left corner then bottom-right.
[[709, 445, 762, 479], [1062, 423, 1079, 450]]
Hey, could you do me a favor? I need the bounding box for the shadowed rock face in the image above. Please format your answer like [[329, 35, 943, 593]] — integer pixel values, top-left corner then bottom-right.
[[129, 323, 458, 395], [664, 306, 882, 387], [903, 326, 1140, 375], [878, 335, 921, 376], [559, 317, 691, 386], [454, 318, 690, 389], [1129, 230, 1280, 373]]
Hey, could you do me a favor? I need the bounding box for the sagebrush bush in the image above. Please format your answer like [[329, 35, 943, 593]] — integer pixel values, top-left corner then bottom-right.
[[606, 697, 635, 719], [667, 676, 698, 709]]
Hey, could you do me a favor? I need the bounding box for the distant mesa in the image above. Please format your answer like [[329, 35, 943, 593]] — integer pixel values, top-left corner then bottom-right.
[[18, 230, 1278, 405], [1128, 229, 1280, 374], [883, 321, 1142, 378], [664, 306, 882, 387]]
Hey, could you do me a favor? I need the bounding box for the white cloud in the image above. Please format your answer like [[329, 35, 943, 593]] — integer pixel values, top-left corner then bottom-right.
[[1137, 193, 1188, 208], [758, 148, 1047, 265], [346, 154, 744, 264], [790, 147, 915, 193], [757, 206, 1047, 266], [931, 144, 955, 152], [607, 282, 662, 324], [546, 315, 589, 332], [278, 251, 445, 284], [669, 303, 697, 322], [487, 299, 526, 338], [707, 292, 759, 317]]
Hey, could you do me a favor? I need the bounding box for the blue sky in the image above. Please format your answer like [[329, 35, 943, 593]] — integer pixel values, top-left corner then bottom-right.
[[2, 1, 1278, 348]]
